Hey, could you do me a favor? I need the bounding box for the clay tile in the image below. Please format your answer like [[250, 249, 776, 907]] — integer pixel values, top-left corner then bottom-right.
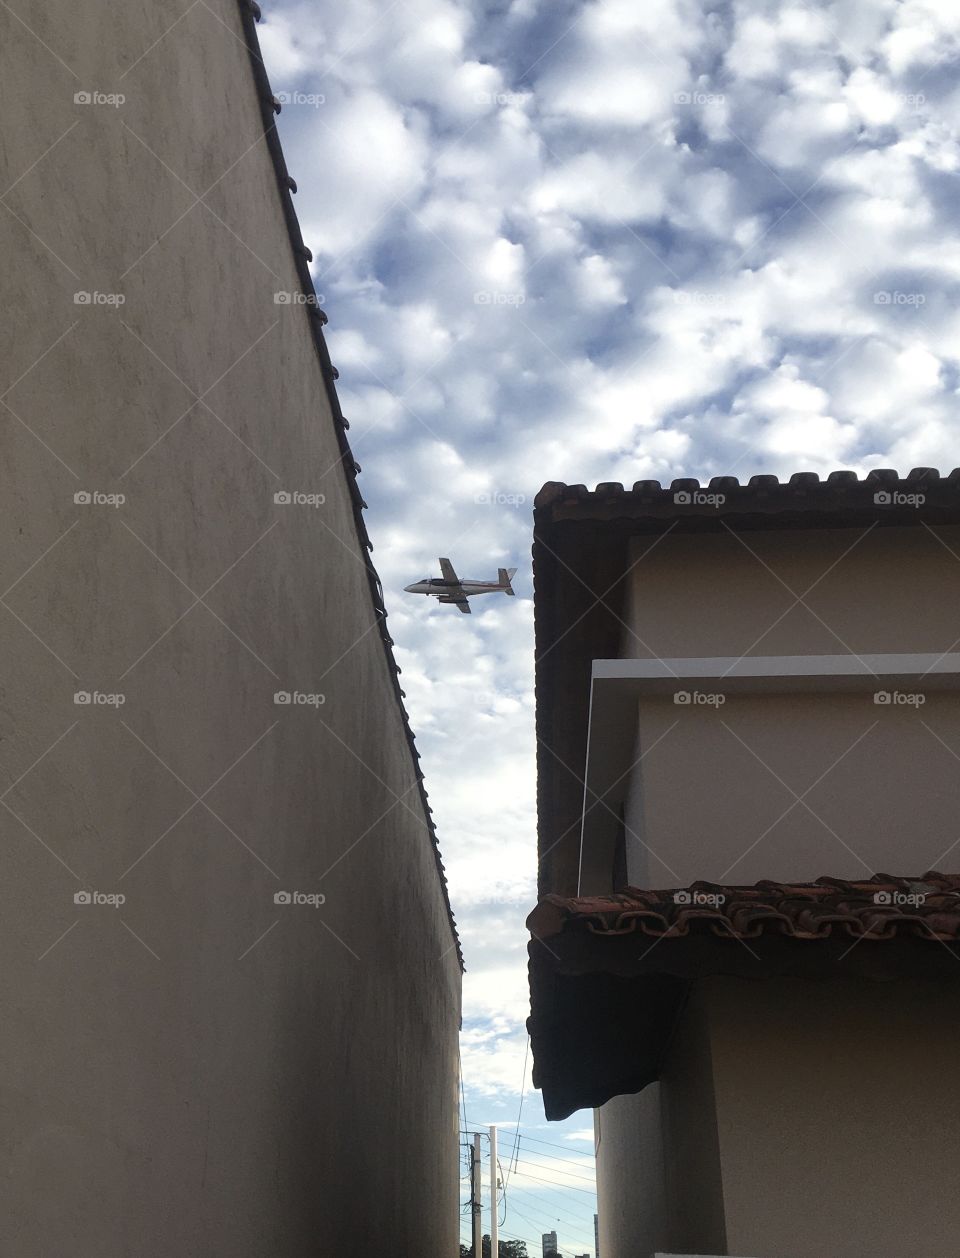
[[789, 471, 820, 488], [632, 479, 663, 494], [534, 482, 567, 509], [748, 474, 779, 488], [826, 469, 858, 485], [866, 468, 899, 484], [710, 476, 739, 491], [671, 477, 700, 491], [596, 482, 624, 498], [907, 466, 939, 482]]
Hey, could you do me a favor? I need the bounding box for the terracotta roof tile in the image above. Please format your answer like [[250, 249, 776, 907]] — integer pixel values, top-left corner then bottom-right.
[[528, 873, 960, 944], [527, 873, 960, 1119]]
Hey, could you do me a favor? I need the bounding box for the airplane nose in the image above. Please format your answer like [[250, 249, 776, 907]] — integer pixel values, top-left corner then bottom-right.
[[403, 583, 416, 593]]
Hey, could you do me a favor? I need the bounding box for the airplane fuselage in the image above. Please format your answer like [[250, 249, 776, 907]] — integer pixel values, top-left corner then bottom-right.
[[404, 579, 503, 596]]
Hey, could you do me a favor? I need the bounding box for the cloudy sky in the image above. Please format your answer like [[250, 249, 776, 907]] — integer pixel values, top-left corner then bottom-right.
[[259, 0, 959, 1248]]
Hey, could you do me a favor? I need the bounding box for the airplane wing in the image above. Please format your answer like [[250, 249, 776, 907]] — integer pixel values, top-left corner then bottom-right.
[[439, 557, 458, 584], [455, 598, 471, 614]]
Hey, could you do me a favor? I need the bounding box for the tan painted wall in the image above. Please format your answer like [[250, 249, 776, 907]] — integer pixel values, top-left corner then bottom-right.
[[705, 976, 960, 1258], [0, 3, 460, 1255], [598, 525, 960, 1257], [624, 689, 960, 887], [622, 525, 960, 662], [618, 524, 960, 887]]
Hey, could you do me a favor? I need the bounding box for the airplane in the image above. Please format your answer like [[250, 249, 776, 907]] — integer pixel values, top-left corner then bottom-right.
[[404, 557, 517, 614]]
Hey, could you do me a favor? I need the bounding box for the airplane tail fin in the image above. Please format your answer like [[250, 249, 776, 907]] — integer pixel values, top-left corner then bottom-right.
[[499, 567, 517, 596]]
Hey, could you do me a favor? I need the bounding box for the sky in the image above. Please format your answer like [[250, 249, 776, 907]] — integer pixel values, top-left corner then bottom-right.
[[258, 0, 960, 1250]]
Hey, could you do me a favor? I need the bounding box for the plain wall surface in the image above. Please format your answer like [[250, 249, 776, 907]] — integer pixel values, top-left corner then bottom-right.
[[595, 524, 960, 1258], [705, 976, 960, 1258], [0, 3, 461, 1254], [624, 689, 960, 887]]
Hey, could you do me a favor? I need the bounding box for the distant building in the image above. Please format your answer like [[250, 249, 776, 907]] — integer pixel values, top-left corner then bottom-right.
[[529, 472, 960, 1258], [594, 1213, 600, 1258], [542, 1231, 559, 1256]]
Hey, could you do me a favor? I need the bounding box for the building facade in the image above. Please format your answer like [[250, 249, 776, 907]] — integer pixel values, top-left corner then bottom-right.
[[0, 2, 461, 1254], [528, 472, 960, 1258]]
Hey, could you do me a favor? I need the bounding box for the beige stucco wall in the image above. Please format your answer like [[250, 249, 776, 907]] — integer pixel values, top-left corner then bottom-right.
[[705, 975, 960, 1258], [597, 525, 960, 1257], [617, 524, 960, 887], [622, 525, 960, 662], [0, 3, 460, 1255], [624, 689, 960, 887]]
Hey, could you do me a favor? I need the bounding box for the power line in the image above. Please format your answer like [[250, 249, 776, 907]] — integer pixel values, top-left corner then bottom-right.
[[511, 1130, 596, 1157], [512, 1151, 597, 1184], [508, 1167, 598, 1198]]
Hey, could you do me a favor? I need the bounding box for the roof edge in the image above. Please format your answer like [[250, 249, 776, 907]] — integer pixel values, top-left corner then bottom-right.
[[234, 0, 461, 968]]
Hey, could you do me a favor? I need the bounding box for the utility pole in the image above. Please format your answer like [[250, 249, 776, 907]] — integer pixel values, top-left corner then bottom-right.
[[489, 1124, 498, 1256], [472, 1133, 482, 1257]]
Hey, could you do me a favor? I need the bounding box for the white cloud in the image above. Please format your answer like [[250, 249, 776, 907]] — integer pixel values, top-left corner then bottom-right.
[[264, 0, 960, 1158]]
